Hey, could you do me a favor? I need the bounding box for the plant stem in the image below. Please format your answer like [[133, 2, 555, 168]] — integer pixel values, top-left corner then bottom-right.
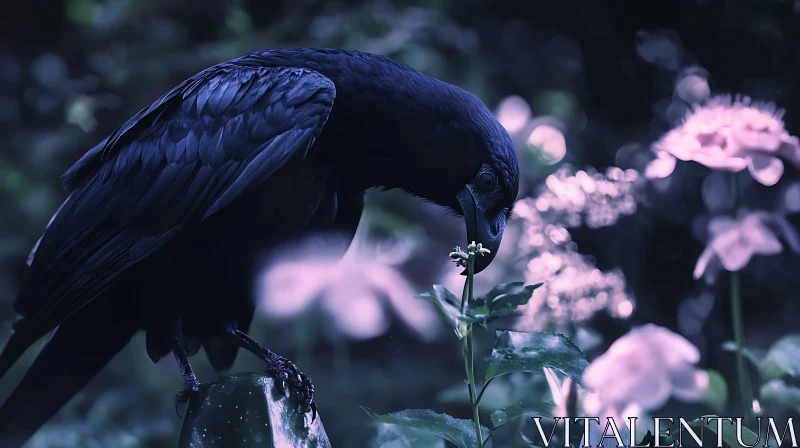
[[460, 253, 474, 314], [464, 328, 483, 447], [729, 172, 754, 422], [731, 270, 754, 422], [461, 253, 483, 447]]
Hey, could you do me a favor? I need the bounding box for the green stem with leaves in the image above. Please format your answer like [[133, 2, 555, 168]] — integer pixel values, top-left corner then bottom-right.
[[460, 245, 483, 448], [464, 331, 482, 448], [730, 173, 754, 423]]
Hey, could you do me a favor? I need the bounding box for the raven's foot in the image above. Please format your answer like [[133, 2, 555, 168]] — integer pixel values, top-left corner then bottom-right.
[[266, 356, 316, 421], [225, 327, 318, 421], [174, 376, 218, 417], [175, 382, 199, 406]]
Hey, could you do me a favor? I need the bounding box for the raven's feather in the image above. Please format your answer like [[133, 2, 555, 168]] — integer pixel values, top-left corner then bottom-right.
[[1, 65, 335, 381]]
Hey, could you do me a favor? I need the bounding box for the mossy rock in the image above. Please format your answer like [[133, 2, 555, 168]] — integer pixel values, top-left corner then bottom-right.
[[178, 372, 331, 448]]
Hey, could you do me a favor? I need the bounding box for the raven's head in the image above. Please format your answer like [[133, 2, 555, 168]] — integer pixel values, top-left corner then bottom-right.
[[350, 69, 520, 273], [451, 99, 519, 274], [395, 85, 520, 274]]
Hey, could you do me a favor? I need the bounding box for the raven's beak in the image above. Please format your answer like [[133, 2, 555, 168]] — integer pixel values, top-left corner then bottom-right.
[[456, 185, 505, 275]]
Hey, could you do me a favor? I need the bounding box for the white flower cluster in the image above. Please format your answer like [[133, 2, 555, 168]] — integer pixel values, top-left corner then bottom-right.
[[510, 167, 639, 330], [531, 166, 640, 230], [522, 250, 633, 327]]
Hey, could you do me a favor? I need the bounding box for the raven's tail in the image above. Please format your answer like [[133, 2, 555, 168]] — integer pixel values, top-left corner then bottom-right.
[[0, 298, 137, 448]]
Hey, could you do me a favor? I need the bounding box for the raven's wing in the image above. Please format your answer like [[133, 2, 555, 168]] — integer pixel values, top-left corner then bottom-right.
[[0, 64, 336, 377]]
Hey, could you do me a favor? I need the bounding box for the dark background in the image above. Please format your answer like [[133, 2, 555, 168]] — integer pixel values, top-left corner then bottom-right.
[[1, 0, 799, 446]]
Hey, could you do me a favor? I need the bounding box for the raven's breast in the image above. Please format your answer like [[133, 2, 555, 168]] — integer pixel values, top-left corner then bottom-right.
[[127, 165, 342, 355]]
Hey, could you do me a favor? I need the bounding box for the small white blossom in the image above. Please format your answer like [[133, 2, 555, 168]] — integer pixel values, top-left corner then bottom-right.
[[694, 210, 800, 283], [582, 325, 709, 420]]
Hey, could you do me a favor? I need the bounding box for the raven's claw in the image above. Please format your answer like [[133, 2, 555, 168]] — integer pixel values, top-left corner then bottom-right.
[[174, 376, 218, 418], [174, 382, 199, 418], [266, 357, 316, 420]]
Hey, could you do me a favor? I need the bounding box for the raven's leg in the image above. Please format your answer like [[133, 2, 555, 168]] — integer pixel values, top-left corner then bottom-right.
[[225, 327, 316, 418], [172, 314, 205, 406]]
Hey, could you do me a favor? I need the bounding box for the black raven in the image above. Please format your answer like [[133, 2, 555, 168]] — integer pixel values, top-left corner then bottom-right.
[[0, 48, 519, 446]]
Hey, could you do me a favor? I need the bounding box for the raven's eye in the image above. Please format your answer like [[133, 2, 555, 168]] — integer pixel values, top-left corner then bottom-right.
[[476, 172, 497, 192]]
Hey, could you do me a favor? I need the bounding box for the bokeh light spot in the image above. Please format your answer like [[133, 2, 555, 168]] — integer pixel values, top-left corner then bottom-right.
[[496, 95, 531, 134], [527, 124, 567, 165]]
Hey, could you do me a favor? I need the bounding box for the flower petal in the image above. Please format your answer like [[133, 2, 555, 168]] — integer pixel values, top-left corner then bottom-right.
[[324, 288, 388, 340], [742, 217, 783, 256], [730, 127, 784, 155], [581, 325, 706, 421], [692, 150, 748, 172], [747, 155, 784, 186], [258, 260, 330, 317], [644, 152, 677, 179], [693, 246, 716, 280], [711, 229, 753, 272], [707, 216, 738, 238]]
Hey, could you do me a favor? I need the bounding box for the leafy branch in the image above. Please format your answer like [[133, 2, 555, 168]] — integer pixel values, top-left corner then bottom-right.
[[363, 243, 589, 447]]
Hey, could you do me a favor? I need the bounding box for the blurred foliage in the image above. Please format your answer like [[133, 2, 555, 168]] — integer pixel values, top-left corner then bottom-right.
[[2, 0, 800, 447]]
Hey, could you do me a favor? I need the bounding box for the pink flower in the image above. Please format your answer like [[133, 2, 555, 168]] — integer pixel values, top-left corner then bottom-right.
[[257, 233, 440, 340], [694, 210, 800, 283], [646, 95, 800, 186], [582, 325, 708, 418]]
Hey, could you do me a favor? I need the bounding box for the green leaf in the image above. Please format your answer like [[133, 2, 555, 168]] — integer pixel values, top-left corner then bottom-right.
[[370, 424, 446, 448], [760, 379, 800, 412], [433, 285, 461, 307], [361, 407, 492, 448], [178, 372, 331, 448], [420, 283, 541, 335], [688, 416, 759, 448], [760, 334, 800, 381], [700, 370, 728, 414], [490, 400, 554, 429], [471, 282, 542, 323], [466, 306, 490, 320], [418, 286, 478, 339], [484, 330, 589, 386]]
